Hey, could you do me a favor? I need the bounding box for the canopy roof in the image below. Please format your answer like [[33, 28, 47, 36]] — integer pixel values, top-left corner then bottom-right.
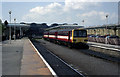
[[8, 23, 29, 27]]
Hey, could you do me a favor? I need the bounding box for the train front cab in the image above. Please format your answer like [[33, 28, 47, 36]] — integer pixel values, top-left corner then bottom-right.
[[70, 29, 89, 49]]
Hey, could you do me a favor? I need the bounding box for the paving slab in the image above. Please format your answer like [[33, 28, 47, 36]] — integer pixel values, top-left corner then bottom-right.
[[2, 40, 24, 75], [0, 42, 2, 76], [2, 38, 52, 76], [20, 39, 52, 75]]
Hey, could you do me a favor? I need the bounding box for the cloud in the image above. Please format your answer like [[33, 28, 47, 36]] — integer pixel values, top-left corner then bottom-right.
[[64, 0, 120, 2], [22, 1, 117, 26], [28, 0, 101, 14], [77, 11, 109, 20], [64, 0, 101, 11], [30, 2, 62, 15], [2, 0, 120, 2], [76, 10, 117, 26]]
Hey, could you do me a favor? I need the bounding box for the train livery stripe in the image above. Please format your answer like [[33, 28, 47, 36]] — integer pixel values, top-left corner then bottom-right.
[[57, 36, 72, 40], [49, 35, 56, 38], [44, 35, 48, 37], [48, 35, 72, 42], [57, 36, 68, 39]]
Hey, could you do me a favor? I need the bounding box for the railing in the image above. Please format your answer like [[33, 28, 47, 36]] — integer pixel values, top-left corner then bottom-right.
[[88, 37, 120, 45]]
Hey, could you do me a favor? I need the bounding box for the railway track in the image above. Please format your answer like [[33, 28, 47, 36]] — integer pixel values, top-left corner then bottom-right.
[[44, 39, 120, 62], [30, 38, 120, 76], [30, 39, 85, 77]]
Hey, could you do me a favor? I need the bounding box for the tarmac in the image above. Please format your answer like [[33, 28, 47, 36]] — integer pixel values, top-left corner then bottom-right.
[[2, 38, 52, 76], [0, 41, 2, 76]]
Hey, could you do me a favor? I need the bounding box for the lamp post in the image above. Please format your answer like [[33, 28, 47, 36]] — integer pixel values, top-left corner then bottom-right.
[[9, 11, 11, 44], [82, 20, 85, 27], [20, 26, 21, 38], [14, 18, 16, 41], [105, 14, 109, 44], [106, 14, 109, 34]]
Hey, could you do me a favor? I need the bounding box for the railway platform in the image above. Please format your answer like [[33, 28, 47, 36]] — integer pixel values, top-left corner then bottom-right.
[[2, 38, 52, 76], [88, 41, 120, 62], [88, 42, 120, 50]]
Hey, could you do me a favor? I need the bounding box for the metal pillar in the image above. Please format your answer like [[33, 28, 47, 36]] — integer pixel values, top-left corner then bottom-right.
[[20, 27, 21, 38], [82, 20, 85, 28], [14, 18, 16, 41], [105, 14, 109, 44], [9, 11, 11, 44]]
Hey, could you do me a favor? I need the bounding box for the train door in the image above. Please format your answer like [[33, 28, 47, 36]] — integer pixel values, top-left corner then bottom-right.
[[68, 31, 71, 42], [48, 32, 49, 38], [55, 32, 57, 39]]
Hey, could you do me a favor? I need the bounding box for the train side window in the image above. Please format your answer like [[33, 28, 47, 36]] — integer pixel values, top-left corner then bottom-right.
[[58, 31, 68, 36]]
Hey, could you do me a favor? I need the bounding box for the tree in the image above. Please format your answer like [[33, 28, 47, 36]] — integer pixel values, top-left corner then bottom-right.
[[0, 19, 2, 41], [41, 23, 48, 28], [4, 20, 8, 26], [73, 23, 78, 25], [0, 19, 2, 33], [20, 22, 26, 24], [0, 19, 1, 23], [63, 23, 68, 25], [41, 23, 47, 25], [50, 23, 58, 27]]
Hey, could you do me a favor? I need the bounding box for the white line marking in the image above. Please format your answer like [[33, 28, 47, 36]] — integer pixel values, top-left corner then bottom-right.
[[88, 42, 120, 48], [28, 39, 58, 77], [91, 45, 120, 52], [43, 45, 85, 77]]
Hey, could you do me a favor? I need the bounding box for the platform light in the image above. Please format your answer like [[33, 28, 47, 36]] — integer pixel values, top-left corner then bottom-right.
[[9, 11, 12, 44], [14, 18, 16, 41], [105, 14, 109, 44], [82, 20, 85, 27]]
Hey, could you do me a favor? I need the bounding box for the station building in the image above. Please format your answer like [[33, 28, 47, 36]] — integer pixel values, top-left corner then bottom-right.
[[5, 23, 120, 38], [46, 24, 84, 31], [45, 24, 120, 37], [86, 24, 120, 37]]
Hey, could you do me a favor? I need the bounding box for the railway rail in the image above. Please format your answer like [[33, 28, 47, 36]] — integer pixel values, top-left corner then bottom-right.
[[33, 38, 120, 76], [30, 39, 85, 77], [88, 42, 120, 52]]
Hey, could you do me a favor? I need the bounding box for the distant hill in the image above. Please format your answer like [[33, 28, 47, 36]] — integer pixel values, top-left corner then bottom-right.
[[0, 20, 2, 35], [0, 20, 2, 41]]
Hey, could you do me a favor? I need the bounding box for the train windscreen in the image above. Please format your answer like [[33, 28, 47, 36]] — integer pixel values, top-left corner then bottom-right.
[[74, 30, 87, 37]]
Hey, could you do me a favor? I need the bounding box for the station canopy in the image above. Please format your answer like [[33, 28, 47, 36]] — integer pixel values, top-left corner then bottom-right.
[[8, 23, 29, 27], [46, 24, 84, 31]]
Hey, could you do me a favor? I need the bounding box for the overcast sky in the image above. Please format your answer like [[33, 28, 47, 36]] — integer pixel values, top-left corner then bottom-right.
[[1, 0, 120, 27]]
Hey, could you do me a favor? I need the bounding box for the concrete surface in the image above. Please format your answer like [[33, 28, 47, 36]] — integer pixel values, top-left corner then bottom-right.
[[39, 39, 120, 76], [88, 42, 120, 58], [2, 38, 52, 75], [20, 39, 52, 75], [88, 42, 120, 49], [89, 46, 120, 58], [32, 40, 83, 76], [2, 40, 24, 75], [0, 42, 2, 76]]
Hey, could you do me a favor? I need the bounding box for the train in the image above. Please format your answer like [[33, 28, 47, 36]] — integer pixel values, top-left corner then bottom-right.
[[43, 28, 89, 49]]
